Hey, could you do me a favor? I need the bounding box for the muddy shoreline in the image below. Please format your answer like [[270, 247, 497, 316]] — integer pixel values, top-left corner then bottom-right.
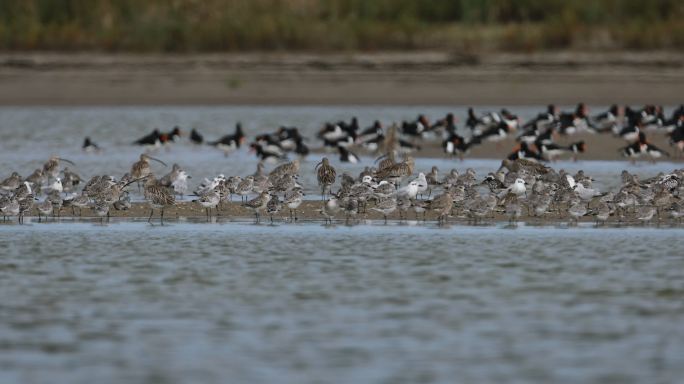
[[1, 51, 683, 106], [7, 200, 675, 226]]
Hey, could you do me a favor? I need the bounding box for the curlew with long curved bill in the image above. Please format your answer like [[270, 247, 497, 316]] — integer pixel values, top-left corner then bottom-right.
[[43, 156, 75, 184], [131, 154, 167, 192]]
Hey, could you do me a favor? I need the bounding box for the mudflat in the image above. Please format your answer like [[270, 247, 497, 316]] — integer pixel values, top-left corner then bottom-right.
[[1, 51, 683, 106]]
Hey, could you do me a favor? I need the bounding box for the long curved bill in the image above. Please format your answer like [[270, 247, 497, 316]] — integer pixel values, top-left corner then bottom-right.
[[148, 156, 167, 167], [58, 158, 76, 165]]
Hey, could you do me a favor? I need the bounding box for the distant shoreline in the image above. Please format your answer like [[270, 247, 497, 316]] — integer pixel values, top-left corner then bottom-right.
[[0, 51, 683, 106]]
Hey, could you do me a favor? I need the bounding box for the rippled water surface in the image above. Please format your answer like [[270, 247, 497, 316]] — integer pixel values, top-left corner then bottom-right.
[[1, 222, 684, 384]]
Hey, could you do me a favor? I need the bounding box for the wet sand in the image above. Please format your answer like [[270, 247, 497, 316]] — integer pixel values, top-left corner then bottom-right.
[[14, 200, 673, 225], [1, 51, 683, 106]]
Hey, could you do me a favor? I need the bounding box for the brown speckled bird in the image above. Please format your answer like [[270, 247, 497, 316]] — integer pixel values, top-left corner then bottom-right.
[[144, 176, 175, 224], [131, 154, 167, 192], [315, 157, 336, 200]]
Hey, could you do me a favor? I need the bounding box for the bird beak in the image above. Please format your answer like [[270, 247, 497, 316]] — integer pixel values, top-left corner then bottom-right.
[[122, 175, 152, 189], [148, 156, 167, 166], [58, 158, 76, 165]]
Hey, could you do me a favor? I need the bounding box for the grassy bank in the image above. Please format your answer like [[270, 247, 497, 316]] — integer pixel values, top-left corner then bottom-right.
[[1, 0, 683, 52]]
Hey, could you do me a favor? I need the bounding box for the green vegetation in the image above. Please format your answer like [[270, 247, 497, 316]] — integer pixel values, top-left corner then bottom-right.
[[1, 0, 683, 52]]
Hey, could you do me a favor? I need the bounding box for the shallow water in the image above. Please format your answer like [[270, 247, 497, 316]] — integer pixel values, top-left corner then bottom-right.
[[1, 221, 683, 384], [0, 106, 680, 198], [2, 106, 684, 383]]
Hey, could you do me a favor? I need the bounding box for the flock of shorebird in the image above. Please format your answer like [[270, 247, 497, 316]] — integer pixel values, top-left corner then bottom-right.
[[1, 152, 683, 226], [82, 103, 684, 164], [2, 103, 683, 226]]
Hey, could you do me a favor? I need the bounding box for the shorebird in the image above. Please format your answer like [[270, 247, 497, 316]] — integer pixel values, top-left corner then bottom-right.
[[372, 196, 397, 223], [568, 199, 588, 224], [131, 154, 167, 192], [375, 155, 415, 185], [481, 172, 506, 192], [573, 183, 601, 201], [171, 170, 190, 199], [133, 128, 162, 149], [500, 178, 527, 198], [396, 196, 412, 221], [25, 169, 45, 193], [43, 156, 75, 184], [113, 191, 131, 211], [210, 123, 246, 156], [429, 191, 453, 224], [244, 191, 271, 223], [283, 187, 304, 221], [319, 195, 339, 224], [532, 193, 552, 217], [343, 197, 359, 224], [397, 180, 420, 200], [316, 157, 337, 200], [92, 200, 110, 223], [62, 167, 82, 193], [144, 176, 175, 224], [190, 128, 204, 144], [252, 173, 271, 194], [195, 188, 221, 221], [268, 159, 300, 182], [46, 178, 63, 195], [272, 173, 299, 194], [411, 199, 428, 221], [0, 172, 22, 192], [505, 199, 522, 224], [414, 172, 429, 197], [46, 191, 63, 217], [337, 146, 360, 163], [466, 197, 491, 224], [14, 181, 33, 201], [1, 197, 20, 221], [376, 151, 396, 171], [669, 201, 684, 223], [266, 194, 282, 223], [36, 198, 53, 222], [593, 202, 611, 225], [636, 206, 656, 224], [82, 137, 101, 153], [159, 163, 182, 187], [425, 166, 440, 197], [194, 174, 224, 197], [17, 193, 35, 224], [65, 194, 90, 216], [235, 176, 255, 202]]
